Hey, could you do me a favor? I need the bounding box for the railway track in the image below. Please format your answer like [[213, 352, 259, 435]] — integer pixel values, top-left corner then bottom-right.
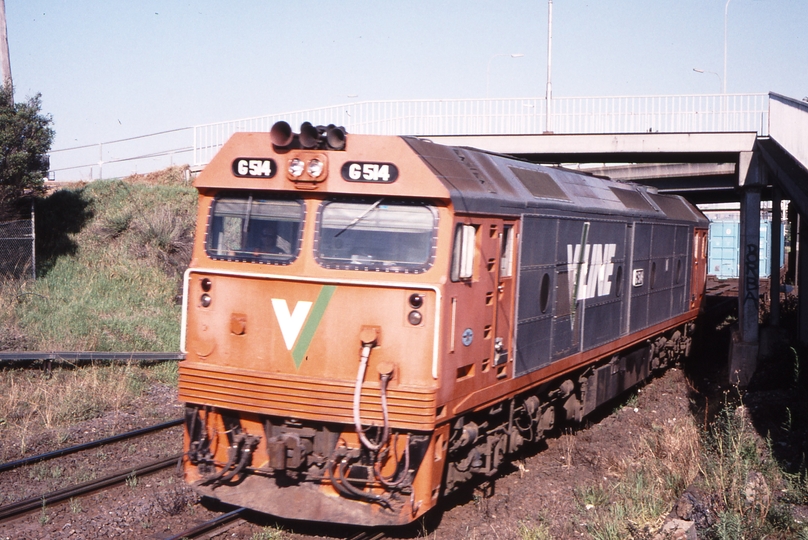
[[164, 507, 248, 540], [347, 533, 387, 540], [171, 520, 387, 540], [0, 453, 181, 522], [0, 351, 185, 368], [164, 507, 388, 540], [0, 419, 184, 524], [0, 418, 182, 474]]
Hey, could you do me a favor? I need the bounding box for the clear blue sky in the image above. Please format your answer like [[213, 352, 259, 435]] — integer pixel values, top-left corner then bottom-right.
[[6, 0, 807, 155]]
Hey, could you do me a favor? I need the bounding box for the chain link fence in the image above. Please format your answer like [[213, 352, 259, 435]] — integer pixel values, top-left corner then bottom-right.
[[0, 212, 35, 280]]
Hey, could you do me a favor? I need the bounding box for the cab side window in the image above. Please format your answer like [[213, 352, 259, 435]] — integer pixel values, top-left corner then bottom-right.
[[500, 224, 514, 278], [451, 224, 477, 281]]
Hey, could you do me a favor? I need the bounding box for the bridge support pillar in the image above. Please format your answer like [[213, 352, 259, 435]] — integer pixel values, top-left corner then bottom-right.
[[759, 186, 790, 359], [729, 153, 763, 387], [770, 186, 782, 327], [800, 215, 808, 344]]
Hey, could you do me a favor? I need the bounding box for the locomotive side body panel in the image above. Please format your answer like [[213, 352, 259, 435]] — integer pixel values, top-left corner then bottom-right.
[[515, 214, 631, 376], [180, 126, 708, 526]]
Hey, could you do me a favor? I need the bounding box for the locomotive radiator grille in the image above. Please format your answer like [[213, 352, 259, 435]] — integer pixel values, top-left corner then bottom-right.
[[179, 363, 438, 431]]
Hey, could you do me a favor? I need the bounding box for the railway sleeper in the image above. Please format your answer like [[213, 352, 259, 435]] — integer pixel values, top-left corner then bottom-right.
[[444, 322, 694, 495]]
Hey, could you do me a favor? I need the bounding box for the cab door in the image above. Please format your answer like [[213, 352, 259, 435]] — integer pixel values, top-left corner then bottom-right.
[[690, 228, 708, 310], [445, 219, 516, 400], [493, 222, 518, 378]]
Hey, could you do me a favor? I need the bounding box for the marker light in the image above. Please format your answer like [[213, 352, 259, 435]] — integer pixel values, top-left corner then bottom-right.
[[307, 158, 324, 178], [200, 294, 212, 308], [288, 158, 304, 178], [407, 310, 422, 326]]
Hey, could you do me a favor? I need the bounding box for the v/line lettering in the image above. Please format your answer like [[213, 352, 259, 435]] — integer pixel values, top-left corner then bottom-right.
[[566, 243, 617, 303]]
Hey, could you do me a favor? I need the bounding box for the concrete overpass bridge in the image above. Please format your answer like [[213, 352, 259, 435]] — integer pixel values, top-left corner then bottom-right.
[[194, 92, 808, 384]]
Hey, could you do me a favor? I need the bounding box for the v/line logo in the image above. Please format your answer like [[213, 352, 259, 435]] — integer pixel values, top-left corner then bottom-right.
[[271, 299, 312, 350], [270, 285, 336, 369], [566, 243, 617, 303]]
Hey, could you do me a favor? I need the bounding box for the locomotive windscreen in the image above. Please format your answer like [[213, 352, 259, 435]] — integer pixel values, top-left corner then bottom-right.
[[315, 199, 437, 272], [206, 194, 304, 264]]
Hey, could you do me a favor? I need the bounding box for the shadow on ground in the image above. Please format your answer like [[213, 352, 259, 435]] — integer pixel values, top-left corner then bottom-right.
[[35, 188, 93, 276]]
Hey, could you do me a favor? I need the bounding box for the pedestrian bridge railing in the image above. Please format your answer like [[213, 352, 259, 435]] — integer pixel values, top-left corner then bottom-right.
[[192, 93, 769, 166], [48, 93, 770, 181]]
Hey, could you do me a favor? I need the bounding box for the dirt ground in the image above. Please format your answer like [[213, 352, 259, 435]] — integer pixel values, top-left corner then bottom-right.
[[394, 367, 701, 539], [1, 337, 806, 539], [222, 364, 711, 540]]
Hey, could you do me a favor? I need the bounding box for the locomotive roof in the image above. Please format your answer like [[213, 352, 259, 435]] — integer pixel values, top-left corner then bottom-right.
[[403, 136, 709, 226], [195, 131, 707, 227]]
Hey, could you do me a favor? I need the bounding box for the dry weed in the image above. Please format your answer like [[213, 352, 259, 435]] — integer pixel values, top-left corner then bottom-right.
[[560, 428, 576, 469], [123, 165, 190, 186], [635, 415, 703, 493], [0, 365, 143, 459]]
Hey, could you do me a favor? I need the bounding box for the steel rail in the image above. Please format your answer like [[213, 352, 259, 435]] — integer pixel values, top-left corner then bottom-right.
[[349, 532, 387, 540], [0, 351, 185, 366], [0, 418, 183, 474], [0, 453, 182, 522], [163, 510, 388, 540], [163, 507, 247, 540]]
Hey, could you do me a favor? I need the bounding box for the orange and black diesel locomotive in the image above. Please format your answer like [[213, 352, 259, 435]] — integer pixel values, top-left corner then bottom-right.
[[180, 122, 708, 526]]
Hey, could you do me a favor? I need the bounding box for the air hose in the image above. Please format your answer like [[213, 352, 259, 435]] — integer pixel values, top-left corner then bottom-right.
[[352, 327, 391, 452]]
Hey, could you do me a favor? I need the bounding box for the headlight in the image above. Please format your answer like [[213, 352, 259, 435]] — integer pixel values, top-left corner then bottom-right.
[[307, 158, 324, 178], [288, 158, 304, 177]]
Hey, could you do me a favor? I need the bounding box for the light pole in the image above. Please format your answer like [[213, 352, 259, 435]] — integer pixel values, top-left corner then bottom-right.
[[693, 68, 722, 93], [546, 0, 553, 132], [486, 53, 524, 98], [723, 0, 731, 94], [0, 0, 11, 93]]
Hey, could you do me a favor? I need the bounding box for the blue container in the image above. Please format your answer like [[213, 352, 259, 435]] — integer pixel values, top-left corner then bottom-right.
[[707, 220, 785, 278]]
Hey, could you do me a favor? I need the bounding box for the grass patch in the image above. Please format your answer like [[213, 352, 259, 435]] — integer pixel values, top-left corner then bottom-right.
[[576, 371, 808, 539], [0, 279, 30, 351], [4, 167, 196, 352], [251, 526, 286, 540], [517, 521, 553, 540], [147, 360, 179, 386]]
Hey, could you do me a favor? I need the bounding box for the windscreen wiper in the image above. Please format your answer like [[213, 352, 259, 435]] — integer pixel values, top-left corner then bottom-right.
[[335, 198, 384, 237]]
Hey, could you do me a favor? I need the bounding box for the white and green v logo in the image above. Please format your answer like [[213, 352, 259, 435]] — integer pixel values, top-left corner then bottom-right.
[[270, 285, 336, 369]]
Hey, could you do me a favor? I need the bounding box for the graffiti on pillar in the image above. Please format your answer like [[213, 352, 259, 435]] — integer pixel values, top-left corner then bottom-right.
[[744, 243, 759, 303]]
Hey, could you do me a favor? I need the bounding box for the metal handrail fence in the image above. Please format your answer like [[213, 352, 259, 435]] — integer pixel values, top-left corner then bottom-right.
[[193, 93, 769, 166], [0, 214, 34, 280], [48, 127, 193, 182], [48, 93, 770, 181]]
